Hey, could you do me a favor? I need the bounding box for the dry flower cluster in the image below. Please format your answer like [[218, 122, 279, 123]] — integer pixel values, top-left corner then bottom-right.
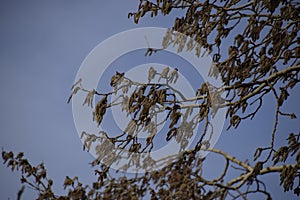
[[2, 0, 300, 199]]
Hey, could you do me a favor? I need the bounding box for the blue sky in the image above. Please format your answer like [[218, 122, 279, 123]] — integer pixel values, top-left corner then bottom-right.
[[0, 1, 299, 199]]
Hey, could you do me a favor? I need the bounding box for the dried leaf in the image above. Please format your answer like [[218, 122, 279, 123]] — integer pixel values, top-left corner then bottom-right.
[[110, 71, 124, 87], [94, 96, 107, 126], [158, 66, 170, 82], [83, 89, 96, 108], [67, 86, 81, 104], [168, 68, 179, 84], [148, 66, 157, 83]]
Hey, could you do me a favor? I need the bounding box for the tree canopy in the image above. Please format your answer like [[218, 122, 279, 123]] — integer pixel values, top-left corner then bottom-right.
[[2, 0, 300, 199]]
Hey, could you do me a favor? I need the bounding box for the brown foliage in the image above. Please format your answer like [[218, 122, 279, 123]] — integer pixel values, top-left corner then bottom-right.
[[3, 0, 300, 199]]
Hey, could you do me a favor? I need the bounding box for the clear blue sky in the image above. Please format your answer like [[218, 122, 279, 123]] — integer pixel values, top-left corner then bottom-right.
[[0, 1, 299, 199]]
